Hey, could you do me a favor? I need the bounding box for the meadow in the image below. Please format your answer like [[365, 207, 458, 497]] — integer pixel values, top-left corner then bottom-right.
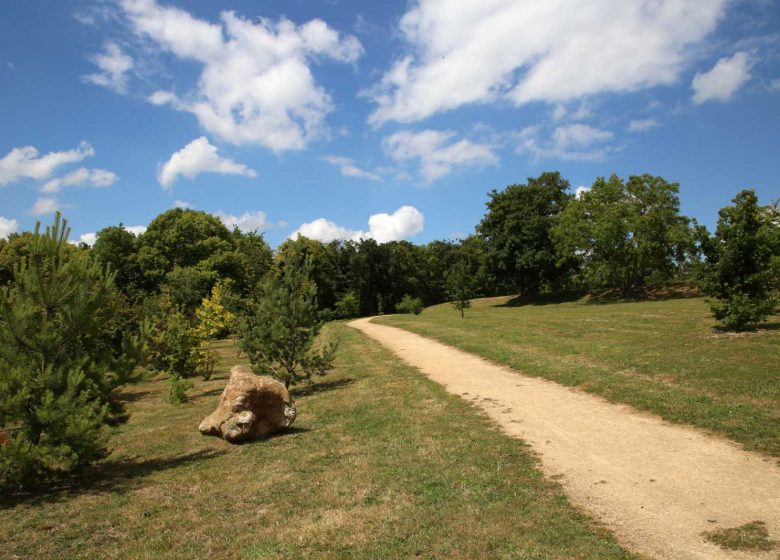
[[376, 295, 780, 456], [0, 325, 635, 560]]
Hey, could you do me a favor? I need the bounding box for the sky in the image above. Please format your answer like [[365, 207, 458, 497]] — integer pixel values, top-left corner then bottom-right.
[[1, 0, 779, 247]]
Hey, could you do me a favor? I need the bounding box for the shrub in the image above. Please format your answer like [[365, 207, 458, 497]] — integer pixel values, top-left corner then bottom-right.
[[396, 294, 424, 315], [334, 292, 360, 319]]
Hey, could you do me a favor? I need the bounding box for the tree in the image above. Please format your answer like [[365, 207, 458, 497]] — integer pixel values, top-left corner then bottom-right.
[[0, 214, 147, 489], [192, 282, 236, 381], [241, 252, 336, 389], [553, 174, 692, 296], [478, 172, 573, 297], [698, 190, 778, 330], [446, 260, 475, 318]]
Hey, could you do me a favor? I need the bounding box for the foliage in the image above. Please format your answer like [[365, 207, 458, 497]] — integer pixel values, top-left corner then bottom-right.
[[334, 291, 360, 319], [553, 174, 692, 296], [396, 294, 424, 315], [241, 252, 337, 388], [446, 260, 475, 318], [147, 294, 204, 399], [698, 190, 778, 330], [192, 282, 235, 380], [0, 214, 147, 490], [479, 172, 573, 296]]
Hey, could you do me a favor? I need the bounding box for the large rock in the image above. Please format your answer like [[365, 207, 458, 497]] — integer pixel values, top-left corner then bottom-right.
[[199, 365, 296, 443]]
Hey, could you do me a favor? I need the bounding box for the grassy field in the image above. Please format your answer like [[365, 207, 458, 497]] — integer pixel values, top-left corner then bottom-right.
[[0, 325, 635, 560], [376, 295, 780, 457]]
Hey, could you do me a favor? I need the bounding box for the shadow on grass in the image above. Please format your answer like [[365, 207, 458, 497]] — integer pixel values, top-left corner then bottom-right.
[[114, 389, 153, 404], [0, 449, 226, 510], [498, 291, 585, 308], [291, 377, 355, 397], [712, 321, 780, 334]]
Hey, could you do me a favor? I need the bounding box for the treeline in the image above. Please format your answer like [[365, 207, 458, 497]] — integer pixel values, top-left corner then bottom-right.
[[1, 172, 777, 325]]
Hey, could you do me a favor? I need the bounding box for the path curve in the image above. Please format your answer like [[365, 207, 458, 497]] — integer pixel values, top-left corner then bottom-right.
[[349, 317, 780, 560]]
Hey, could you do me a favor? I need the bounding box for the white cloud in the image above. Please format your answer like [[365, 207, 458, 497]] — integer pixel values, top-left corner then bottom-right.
[[321, 156, 381, 181], [41, 167, 117, 193], [517, 124, 614, 161], [0, 142, 94, 186], [291, 218, 367, 243], [174, 199, 193, 209], [158, 137, 257, 189], [367, 0, 727, 124], [83, 42, 134, 93], [214, 210, 272, 233], [367, 206, 425, 243], [692, 51, 752, 104], [0, 216, 18, 238], [120, 0, 362, 151], [628, 118, 660, 132], [553, 124, 613, 149], [78, 224, 146, 247], [29, 197, 61, 216], [771, 78, 780, 92], [291, 205, 424, 243], [575, 185, 590, 199], [125, 225, 147, 236], [79, 232, 98, 246], [383, 129, 497, 183]]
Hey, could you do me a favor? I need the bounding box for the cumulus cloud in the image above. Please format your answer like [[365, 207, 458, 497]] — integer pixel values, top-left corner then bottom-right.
[[158, 137, 257, 189], [29, 197, 61, 216], [125, 225, 147, 236], [119, 0, 362, 151], [383, 129, 497, 183], [41, 167, 117, 193], [0, 142, 94, 186], [79, 232, 98, 246], [0, 216, 18, 238], [291, 218, 366, 243], [82, 42, 134, 93], [174, 199, 193, 209], [575, 185, 590, 199], [367, 0, 727, 124], [214, 210, 272, 233], [517, 124, 614, 161], [628, 118, 660, 132], [692, 51, 752, 104], [78, 224, 147, 247], [321, 156, 381, 181], [291, 205, 424, 243]]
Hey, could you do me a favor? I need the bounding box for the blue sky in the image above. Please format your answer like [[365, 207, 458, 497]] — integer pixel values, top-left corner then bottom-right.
[[1, 0, 779, 246]]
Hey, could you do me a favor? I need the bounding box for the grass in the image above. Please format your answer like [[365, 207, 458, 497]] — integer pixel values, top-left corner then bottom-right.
[[375, 296, 780, 456], [0, 324, 636, 560], [703, 521, 776, 551]]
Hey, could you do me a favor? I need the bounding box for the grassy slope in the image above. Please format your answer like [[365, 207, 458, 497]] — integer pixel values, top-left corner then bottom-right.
[[0, 326, 635, 560], [376, 296, 780, 456]]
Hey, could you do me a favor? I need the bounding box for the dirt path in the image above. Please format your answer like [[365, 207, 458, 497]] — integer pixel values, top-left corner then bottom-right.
[[349, 318, 780, 560]]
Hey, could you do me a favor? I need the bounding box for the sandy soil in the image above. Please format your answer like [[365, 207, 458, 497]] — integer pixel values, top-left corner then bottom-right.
[[349, 317, 780, 560]]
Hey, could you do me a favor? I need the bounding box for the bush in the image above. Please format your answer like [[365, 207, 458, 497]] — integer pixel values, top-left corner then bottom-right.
[[396, 294, 424, 315], [334, 292, 360, 319]]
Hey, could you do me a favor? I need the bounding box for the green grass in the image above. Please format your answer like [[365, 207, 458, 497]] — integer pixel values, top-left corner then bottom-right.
[[703, 521, 777, 551], [376, 296, 780, 456], [0, 325, 635, 560]]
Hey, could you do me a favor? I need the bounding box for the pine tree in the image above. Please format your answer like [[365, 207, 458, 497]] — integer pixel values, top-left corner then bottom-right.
[[446, 260, 475, 318], [241, 252, 336, 389], [0, 214, 147, 490], [699, 190, 778, 330]]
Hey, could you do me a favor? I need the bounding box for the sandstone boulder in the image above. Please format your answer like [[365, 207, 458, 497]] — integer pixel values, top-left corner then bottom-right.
[[199, 365, 296, 443]]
